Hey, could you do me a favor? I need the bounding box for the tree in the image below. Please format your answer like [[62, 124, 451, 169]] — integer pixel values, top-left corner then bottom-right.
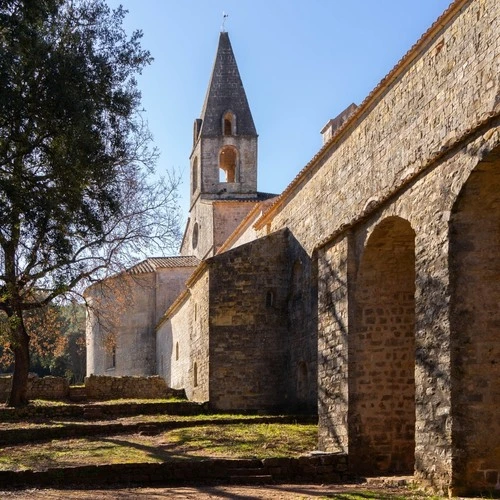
[[0, 0, 180, 406]]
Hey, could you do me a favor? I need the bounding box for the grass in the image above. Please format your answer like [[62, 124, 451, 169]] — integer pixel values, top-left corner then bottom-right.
[[0, 412, 296, 431], [0, 422, 318, 471], [162, 422, 317, 458]]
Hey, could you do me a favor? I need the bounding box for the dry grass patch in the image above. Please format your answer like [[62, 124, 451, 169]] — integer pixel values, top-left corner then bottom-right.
[[0, 423, 317, 471]]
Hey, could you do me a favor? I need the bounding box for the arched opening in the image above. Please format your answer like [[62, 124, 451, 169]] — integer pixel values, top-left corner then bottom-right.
[[193, 362, 198, 387], [219, 146, 237, 183], [266, 290, 275, 308], [106, 346, 116, 370], [223, 111, 235, 136], [175, 342, 179, 361], [349, 216, 416, 474], [450, 146, 500, 492], [192, 157, 198, 193], [192, 222, 199, 249]]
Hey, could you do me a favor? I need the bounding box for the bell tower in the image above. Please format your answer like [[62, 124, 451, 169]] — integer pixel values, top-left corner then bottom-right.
[[181, 32, 264, 259], [189, 32, 258, 208]]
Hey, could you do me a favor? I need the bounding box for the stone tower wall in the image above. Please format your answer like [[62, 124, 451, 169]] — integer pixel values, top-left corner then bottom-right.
[[199, 136, 257, 195], [207, 229, 291, 411], [212, 201, 257, 254], [180, 201, 215, 259]]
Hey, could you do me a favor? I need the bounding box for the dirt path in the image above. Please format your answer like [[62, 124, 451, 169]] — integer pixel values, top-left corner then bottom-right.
[[0, 482, 430, 499]]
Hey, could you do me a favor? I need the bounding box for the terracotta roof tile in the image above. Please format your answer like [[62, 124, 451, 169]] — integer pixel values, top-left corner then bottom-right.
[[128, 256, 200, 275]]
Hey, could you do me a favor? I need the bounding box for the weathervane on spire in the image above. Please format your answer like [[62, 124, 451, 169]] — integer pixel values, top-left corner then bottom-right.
[[221, 12, 229, 32]]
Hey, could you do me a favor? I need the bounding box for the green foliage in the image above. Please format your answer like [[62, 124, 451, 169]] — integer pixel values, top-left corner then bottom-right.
[[0, 0, 180, 404], [0, 303, 86, 382]]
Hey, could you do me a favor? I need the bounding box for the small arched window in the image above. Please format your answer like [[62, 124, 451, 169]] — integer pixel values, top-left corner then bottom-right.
[[266, 290, 275, 308], [192, 157, 198, 193], [192, 222, 199, 249], [175, 342, 179, 361], [193, 362, 198, 387], [223, 111, 235, 136]]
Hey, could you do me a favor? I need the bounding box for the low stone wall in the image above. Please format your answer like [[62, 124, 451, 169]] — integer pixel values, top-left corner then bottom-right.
[[0, 401, 204, 422], [0, 375, 69, 403], [0, 454, 349, 488], [85, 374, 179, 400]]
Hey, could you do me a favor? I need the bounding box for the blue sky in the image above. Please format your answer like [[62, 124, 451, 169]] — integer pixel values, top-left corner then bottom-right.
[[106, 1, 452, 226]]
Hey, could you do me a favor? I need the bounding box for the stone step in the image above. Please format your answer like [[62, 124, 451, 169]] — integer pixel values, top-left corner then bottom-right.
[[227, 467, 266, 476], [229, 474, 273, 485], [82, 407, 104, 419], [68, 386, 88, 402]]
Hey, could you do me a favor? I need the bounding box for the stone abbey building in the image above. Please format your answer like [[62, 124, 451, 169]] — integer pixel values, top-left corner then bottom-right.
[[87, 0, 499, 494]]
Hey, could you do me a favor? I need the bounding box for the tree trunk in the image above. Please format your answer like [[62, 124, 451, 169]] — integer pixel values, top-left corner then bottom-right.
[[6, 314, 30, 407]]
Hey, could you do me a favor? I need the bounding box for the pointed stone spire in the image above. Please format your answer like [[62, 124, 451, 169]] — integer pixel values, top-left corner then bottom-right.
[[199, 32, 257, 137]]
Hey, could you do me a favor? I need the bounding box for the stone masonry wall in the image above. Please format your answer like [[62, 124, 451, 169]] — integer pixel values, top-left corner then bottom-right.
[[316, 129, 499, 492], [199, 136, 258, 196], [213, 201, 256, 254], [0, 375, 69, 402], [448, 146, 500, 494], [181, 201, 215, 260], [84, 375, 169, 400], [349, 217, 416, 475], [155, 267, 197, 323], [86, 273, 156, 377], [317, 235, 350, 454], [207, 229, 291, 411], [286, 235, 318, 413], [156, 295, 192, 393], [188, 269, 210, 403]]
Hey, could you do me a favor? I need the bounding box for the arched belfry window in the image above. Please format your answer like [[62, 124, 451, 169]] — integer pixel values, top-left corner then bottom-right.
[[223, 111, 236, 136], [219, 146, 237, 183]]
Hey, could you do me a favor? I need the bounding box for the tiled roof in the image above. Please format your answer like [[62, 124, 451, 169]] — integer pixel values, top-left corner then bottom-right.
[[212, 192, 278, 203], [128, 256, 200, 275]]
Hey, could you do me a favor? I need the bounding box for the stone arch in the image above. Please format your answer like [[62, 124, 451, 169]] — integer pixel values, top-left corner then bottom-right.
[[219, 146, 237, 183], [449, 146, 500, 492], [349, 216, 416, 475]]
